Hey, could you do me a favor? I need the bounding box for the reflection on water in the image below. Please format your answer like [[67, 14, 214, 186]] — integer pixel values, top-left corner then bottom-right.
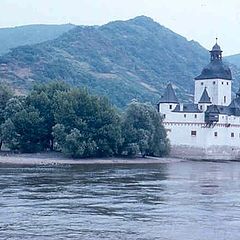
[[0, 161, 240, 240]]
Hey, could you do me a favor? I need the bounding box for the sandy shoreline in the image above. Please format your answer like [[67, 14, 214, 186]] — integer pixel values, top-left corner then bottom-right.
[[0, 152, 184, 165]]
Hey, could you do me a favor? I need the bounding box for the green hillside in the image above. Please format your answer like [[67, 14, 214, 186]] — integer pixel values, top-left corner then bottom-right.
[[0, 16, 239, 107], [225, 54, 240, 68], [0, 24, 75, 55]]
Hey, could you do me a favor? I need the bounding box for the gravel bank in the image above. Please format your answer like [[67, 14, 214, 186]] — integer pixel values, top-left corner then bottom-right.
[[0, 152, 184, 165]]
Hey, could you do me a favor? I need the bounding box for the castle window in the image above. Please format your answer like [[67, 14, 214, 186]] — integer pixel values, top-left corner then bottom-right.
[[213, 81, 216, 85], [184, 114, 187, 118], [200, 105, 203, 110], [224, 96, 227, 104], [169, 105, 172, 110], [227, 82, 229, 85], [222, 82, 224, 85], [231, 132, 235, 138], [191, 131, 197, 136], [201, 82, 204, 86], [163, 114, 166, 119], [214, 132, 218, 137], [194, 114, 197, 119]]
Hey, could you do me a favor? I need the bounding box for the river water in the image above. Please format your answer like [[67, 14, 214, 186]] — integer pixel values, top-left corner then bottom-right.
[[0, 161, 240, 240]]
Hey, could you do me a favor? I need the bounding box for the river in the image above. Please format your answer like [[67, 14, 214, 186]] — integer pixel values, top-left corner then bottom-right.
[[0, 161, 240, 239]]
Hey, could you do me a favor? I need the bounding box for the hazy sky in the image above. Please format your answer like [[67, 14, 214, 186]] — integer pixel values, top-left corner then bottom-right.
[[0, 0, 240, 55]]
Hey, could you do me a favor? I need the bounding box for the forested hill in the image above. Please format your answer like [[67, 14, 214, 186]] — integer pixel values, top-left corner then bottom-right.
[[0, 16, 239, 107], [0, 24, 75, 55], [225, 54, 240, 68]]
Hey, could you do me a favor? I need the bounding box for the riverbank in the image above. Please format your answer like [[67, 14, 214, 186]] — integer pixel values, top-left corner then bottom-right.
[[0, 152, 184, 165]]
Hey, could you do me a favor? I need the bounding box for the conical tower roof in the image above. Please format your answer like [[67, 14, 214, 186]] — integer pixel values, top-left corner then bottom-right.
[[159, 83, 179, 103], [199, 87, 211, 103]]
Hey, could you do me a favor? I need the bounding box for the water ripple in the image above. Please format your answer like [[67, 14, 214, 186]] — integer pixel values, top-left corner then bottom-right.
[[0, 162, 240, 239]]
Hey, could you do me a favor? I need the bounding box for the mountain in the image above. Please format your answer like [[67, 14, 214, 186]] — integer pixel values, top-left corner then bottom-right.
[[225, 54, 240, 68], [0, 24, 75, 55], [0, 16, 239, 107]]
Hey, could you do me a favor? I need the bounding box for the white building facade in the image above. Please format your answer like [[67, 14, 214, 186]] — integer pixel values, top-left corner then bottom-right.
[[158, 42, 240, 159]]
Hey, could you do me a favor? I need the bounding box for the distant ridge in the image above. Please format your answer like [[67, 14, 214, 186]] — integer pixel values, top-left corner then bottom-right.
[[225, 54, 240, 68], [0, 24, 75, 55], [0, 16, 239, 107]]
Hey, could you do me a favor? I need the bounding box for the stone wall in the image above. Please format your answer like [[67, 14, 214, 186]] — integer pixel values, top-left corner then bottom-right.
[[170, 145, 240, 160]]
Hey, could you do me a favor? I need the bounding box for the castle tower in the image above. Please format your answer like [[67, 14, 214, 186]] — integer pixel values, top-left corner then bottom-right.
[[194, 39, 232, 106], [158, 83, 179, 113], [198, 87, 212, 111]]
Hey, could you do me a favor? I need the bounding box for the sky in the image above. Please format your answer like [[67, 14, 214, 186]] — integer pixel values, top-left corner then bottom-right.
[[0, 0, 240, 56]]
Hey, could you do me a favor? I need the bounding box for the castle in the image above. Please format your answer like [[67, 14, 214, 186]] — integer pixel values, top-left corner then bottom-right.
[[158, 41, 240, 159]]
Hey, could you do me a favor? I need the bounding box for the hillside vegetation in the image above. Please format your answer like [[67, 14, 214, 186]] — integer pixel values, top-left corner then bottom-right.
[[225, 54, 240, 68], [0, 16, 239, 107]]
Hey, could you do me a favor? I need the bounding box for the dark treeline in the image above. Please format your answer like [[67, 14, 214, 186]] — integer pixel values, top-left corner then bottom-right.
[[0, 82, 169, 158]]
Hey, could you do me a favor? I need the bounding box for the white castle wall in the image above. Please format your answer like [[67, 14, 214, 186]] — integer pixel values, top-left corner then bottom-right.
[[163, 111, 205, 123], [164, 121, 240, 148], [158, 103, 178, 114], [194, 79, 231, 106], [160, 108, 240, 159]]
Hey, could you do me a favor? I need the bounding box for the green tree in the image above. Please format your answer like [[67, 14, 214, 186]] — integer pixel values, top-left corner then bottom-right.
[[26, 81, 70, 150], [53, 125, 97, 158], [2, 95, 46, 153], [121, 102, 169, 157], [4, 107, 45, 153], [52, 124, 67, 151], [0, 84, 13, 149], [52, 88, 122, 158], [148, 108, 170, 156], [4, 96, 25, 119], [1, 119, 19, 150], [64, 128, 97, 158]]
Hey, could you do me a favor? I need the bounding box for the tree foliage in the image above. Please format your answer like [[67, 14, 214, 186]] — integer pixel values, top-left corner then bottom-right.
[[0, 82, 169, 158], [52, 88, 122, 158], [2, 98, 45, 153], [25, 81, 70, 150], [121, 102, 170, 157], [1, 82, 69, 153], [0, 84, 14, 149]]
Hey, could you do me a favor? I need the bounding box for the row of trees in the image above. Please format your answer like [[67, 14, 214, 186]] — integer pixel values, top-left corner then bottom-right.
[[0, 82, 170, 158]]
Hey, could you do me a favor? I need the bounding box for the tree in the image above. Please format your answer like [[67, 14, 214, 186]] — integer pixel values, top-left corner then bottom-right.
[[26, 81, 70, 150], [2, 95, 47, 153], [52, 124, 67, 151], [1, 119, 19, 151], [3, 106, 45, 153], [53, 125, 97, 158], [1, 82, 122, 156], [121, 102, 169, 157], [148, 109, 170, 156], [0, 81, 169, 158], [0, 84, 13, 149], [52, 88, 122, 158]]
